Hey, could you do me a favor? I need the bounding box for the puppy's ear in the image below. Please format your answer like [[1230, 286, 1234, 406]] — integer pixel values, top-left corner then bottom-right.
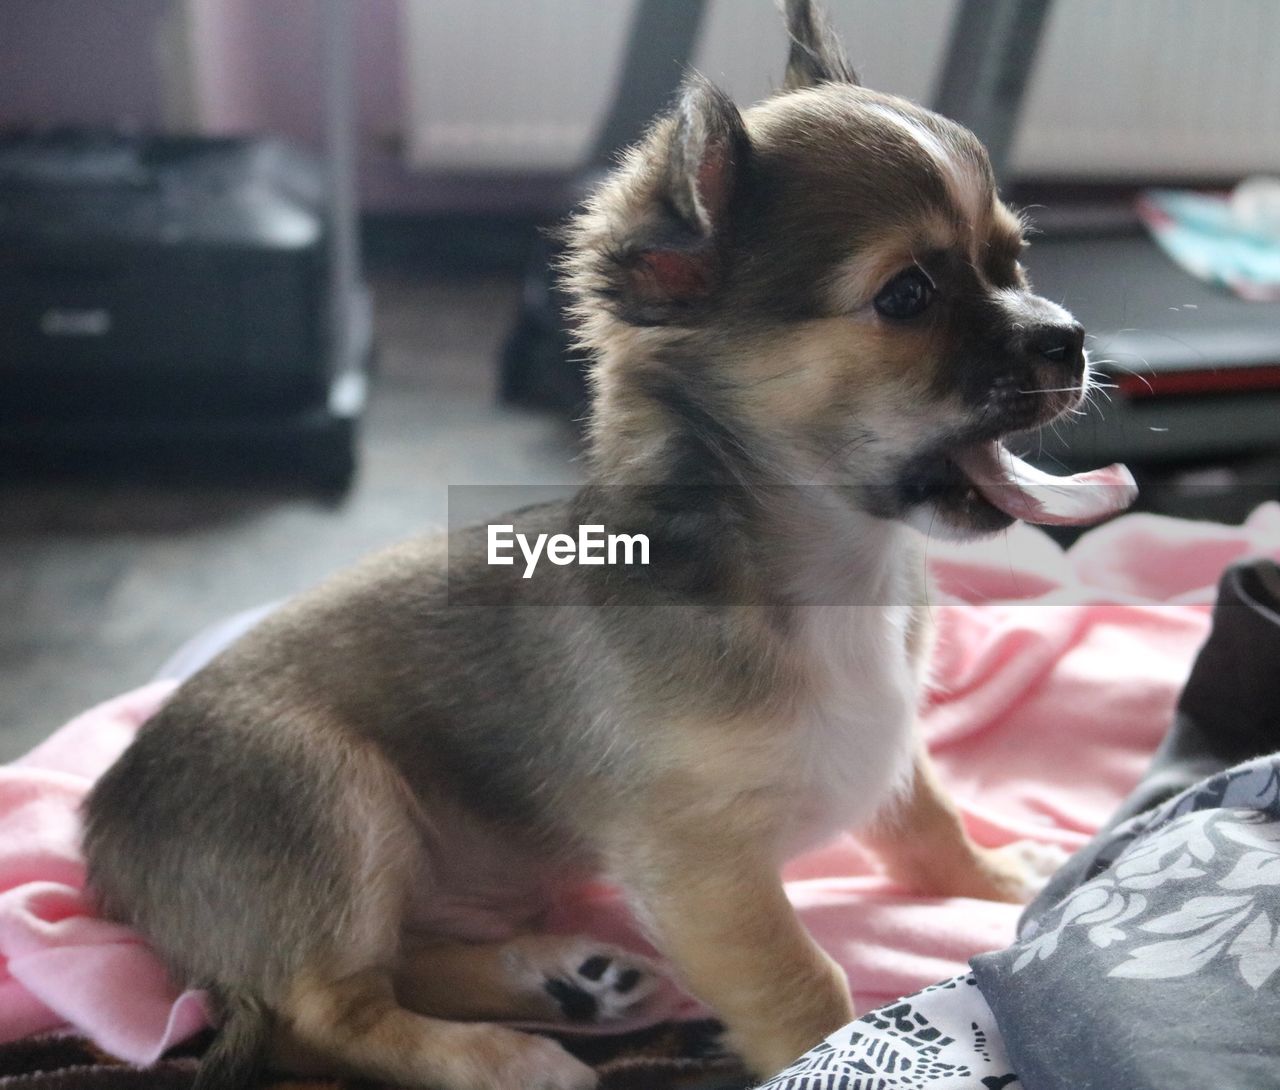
[[663, 77, 746, 239], [609, 77, 750, 321], [781, 0, 859, 89]]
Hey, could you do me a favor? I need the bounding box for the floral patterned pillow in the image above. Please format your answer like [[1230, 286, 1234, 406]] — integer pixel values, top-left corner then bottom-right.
[[972, 756, 1280, 1090]]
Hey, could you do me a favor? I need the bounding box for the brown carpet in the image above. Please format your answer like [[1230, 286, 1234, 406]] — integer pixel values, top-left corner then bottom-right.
[[0, 1023, 748, 1090]]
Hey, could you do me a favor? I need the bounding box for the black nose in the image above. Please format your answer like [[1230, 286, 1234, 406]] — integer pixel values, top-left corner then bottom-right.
[[1029, 322, 1085, 366]]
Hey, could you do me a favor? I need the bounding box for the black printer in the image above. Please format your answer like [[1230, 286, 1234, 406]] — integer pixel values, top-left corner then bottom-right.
[[0, 130, 369, 489]]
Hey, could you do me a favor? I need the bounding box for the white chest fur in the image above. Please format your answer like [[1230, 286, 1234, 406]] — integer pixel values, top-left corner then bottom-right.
[[779, 601, 919, 854], [761, 492, 926, 856]]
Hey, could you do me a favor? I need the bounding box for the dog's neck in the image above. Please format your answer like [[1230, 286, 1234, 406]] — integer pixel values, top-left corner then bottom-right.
[[584, 348, 917, 610]]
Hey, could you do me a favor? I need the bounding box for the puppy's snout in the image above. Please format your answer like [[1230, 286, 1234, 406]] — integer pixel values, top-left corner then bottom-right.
[[968, 312, 1088, 431], [1027, 322, 1085, 372]]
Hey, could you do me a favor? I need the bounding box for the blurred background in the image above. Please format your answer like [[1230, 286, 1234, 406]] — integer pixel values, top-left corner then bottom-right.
[[2, 0, 1279, 757]]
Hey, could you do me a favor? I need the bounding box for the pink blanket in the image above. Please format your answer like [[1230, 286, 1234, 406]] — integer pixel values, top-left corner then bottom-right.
[[4, 505, 1280, 1062]]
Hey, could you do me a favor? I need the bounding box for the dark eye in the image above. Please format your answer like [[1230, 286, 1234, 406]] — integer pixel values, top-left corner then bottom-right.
[[873, 266, 936, 320]]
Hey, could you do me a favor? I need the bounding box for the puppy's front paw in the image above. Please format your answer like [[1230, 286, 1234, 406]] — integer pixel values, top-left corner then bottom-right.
[[973, 840, 1070, 904], [997, 838, 1071, 883]]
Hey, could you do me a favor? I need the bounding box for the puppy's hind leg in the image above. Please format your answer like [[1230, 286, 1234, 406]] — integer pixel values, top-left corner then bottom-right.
[[277, 969, 597, 1090], [267, 749, 596, 1090]]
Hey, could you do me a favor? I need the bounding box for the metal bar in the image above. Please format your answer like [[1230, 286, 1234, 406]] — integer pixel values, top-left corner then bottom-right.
[[932, 0, 1054, 182], [319, 0, 360, 375], [587, 0, 710, 165]]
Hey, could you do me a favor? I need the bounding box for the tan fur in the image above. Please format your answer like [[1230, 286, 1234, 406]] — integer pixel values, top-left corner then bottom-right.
[[394, 934, 657, 1023], [865, 742, 1036, 902], [619, 839, 853, 1074], [396, 937, 584, 1022], [277, 969, 596, 1090]]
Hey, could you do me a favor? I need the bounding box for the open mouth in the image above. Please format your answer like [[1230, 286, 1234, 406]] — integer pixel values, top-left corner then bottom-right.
[[902, 440, 1138, 533]]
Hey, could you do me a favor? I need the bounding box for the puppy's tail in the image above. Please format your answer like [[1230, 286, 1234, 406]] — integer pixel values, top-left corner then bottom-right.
[[192, 990, 273, 1090]]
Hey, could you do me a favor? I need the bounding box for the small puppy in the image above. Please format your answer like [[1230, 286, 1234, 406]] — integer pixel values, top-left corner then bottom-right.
[[83, 4, 1135, 1088]]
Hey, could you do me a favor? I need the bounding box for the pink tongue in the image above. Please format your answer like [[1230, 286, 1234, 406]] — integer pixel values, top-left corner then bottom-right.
[[951, 442, 1138, 526]]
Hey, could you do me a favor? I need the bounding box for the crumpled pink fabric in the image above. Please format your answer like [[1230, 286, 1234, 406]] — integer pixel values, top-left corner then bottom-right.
[[3, 504, 1279, 1060], [0, 680, 207, 1063]]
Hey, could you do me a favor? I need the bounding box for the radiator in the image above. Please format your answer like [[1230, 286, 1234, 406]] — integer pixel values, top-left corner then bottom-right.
[[399, 0, 1280, 179], [1013, 0, 1280, 178], [399, 0, 635, 171]]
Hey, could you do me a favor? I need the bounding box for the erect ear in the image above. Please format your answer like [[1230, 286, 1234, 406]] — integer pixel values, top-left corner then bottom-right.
[[664, 76, 747, 238], [617, 76, 750, 320], [781, 0, 859, 90]]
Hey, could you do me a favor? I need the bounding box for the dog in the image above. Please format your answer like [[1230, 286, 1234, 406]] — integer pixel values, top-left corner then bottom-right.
[[83, 4, 1136, 1088]]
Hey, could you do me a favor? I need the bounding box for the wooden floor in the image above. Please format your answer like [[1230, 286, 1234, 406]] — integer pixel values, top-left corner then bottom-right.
[[0, 273, 583, 760]]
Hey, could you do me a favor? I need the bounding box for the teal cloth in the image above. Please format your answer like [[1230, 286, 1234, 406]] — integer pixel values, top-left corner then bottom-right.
[[1138, 186, 1280, 301]]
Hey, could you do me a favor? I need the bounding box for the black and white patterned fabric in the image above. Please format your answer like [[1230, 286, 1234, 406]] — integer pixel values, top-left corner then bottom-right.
[[971, 754, 1280, 1090], [760, 973, 1019, 1090], [760, 755, 1280, 1090]]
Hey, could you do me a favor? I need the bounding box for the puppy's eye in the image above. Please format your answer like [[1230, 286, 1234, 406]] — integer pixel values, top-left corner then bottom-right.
[[873, 266, 936, 320]]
